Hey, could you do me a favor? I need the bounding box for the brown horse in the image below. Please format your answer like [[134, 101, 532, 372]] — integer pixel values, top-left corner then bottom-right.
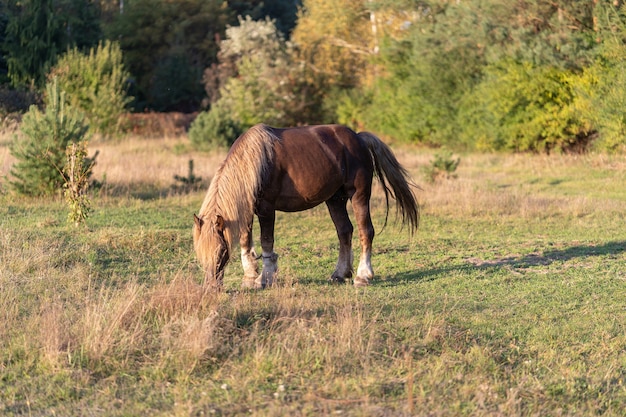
[[193, 124, 419, 289]]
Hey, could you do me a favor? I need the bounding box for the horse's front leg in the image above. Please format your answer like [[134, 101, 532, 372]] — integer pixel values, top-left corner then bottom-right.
[[240, 219, 260, 289], [256, 204, 278, 289]]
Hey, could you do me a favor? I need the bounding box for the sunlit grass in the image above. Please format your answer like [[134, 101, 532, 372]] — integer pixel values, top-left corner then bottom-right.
[[0, 135, 625, 416]]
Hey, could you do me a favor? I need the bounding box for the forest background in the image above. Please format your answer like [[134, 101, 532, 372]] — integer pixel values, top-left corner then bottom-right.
[[1, 0, 626, 154]]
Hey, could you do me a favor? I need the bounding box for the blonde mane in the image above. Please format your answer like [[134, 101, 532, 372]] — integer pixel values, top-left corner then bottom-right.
[[196, 124, 278, 257]]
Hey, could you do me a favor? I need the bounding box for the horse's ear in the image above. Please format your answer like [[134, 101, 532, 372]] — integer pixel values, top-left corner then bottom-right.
[[193, 214, 204, 229], [214, 215, 225, 232]]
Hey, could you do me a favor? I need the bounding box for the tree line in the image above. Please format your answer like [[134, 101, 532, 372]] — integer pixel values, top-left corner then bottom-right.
[[2, 0, 626, 153]]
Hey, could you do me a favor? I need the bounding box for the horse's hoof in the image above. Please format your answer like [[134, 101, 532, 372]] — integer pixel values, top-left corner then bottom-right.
[[329, 275, 347, 284], [241, 278, 263, 290], [353, 277, 370, 287]]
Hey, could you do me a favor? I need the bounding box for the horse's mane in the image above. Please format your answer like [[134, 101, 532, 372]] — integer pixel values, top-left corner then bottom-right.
[[197, 124, 278, 254]]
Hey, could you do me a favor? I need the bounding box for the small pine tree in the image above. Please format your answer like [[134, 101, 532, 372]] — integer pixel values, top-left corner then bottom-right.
[[10, 79, 90, 196], [173, 159, 203, 193]]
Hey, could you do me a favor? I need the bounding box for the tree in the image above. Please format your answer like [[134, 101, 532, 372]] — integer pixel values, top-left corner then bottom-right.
[[229, 0, 301, 35], [3, 0, 101, 88], [356, 0, 602, 148], [291, 0, 375, 90], [4, 0, 61, 87], [10, 79, 90, 196], [106, 0, 233, 111], [204, 16, 326, 129], [574, 1, 626, 152], [363, 0, 492, 144], [209, 17, 294, 128], [458, 60, 593, 152], [48, 40, 131, 136]]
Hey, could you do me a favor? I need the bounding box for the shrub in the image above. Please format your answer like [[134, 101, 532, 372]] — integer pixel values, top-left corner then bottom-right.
[[188, 102, 242, 151], [458, 60, 594, 153], [10, 79, 90, 196], [49, 41, 131, 136]]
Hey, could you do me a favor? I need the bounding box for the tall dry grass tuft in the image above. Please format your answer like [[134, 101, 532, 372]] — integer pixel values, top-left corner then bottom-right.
[[77, 282, 145, 364], [38, 299, 71, 369], [147, 276, 224, 375]]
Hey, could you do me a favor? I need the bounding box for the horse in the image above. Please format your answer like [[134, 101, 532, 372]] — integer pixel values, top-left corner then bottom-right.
[[193, 124, 419, 289]]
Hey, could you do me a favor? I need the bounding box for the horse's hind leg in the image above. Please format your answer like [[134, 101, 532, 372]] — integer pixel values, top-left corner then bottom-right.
[[240, 219, 260, 289], [352, 188, 375, 287], [326, 194, 353, 283]]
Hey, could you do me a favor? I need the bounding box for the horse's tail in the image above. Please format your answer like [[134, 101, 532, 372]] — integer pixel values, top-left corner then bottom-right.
[[357, 131, 420, 233]]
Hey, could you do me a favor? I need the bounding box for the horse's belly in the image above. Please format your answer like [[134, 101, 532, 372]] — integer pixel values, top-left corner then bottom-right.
[[273, 174, 343, 212]]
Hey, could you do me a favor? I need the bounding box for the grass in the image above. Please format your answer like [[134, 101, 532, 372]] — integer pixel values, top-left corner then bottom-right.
[[0, 134, 625, 416]]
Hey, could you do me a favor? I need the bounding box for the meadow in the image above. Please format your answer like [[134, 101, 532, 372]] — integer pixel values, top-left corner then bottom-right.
[[0, 132, 625, 416]]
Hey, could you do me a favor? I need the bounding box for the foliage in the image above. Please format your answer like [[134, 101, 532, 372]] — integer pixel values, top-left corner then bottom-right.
[[3, 0, 101, 88], [362, 0, 492, 145], [63, 141, 96, 226], [422, 150, 460, 182], [188, 101, 242, 151], [105, 0, 233, 111], [352, 0, 621, 152], [575, 2, 626, 153], [49, 40, 131, 136], [207, 16, 327, 129], [9, 79, 90, 196], [458, 60, 594, 153], [292, 0, 375, 88]]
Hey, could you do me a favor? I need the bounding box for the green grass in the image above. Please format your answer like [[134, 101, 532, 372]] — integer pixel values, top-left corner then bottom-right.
[[0, 145, 625, 416]]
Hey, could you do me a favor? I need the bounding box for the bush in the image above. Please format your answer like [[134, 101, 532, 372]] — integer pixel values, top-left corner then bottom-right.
[[458, 60, 594, 153], [10, 79, 90, 196], [188, 102, 242, 151], [48, 41, 131, 136]]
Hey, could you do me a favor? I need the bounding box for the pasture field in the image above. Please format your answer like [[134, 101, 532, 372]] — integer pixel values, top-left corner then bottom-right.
[[1, 135, 625, 416]]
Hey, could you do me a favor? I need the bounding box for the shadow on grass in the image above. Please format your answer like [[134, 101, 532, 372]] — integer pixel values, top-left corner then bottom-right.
[[388, 240, 626, 286]]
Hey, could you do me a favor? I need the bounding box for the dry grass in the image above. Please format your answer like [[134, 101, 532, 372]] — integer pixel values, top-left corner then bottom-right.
[[0, 133, 625, 416], [90, 136, 223, 192], [0, 132, 223, 196]]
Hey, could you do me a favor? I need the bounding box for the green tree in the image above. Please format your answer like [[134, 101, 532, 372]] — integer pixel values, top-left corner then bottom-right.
[[49, 40, 131, 135], [459, 60, 593, 152], [292, 0, 375, 89], [3, 0, 101, 88], [4, 0, 61, 87], [574, 1, 626, 152], [364, 0, 492, 145], [10, 79, 90, 196], [106, 0, 233, 111], [359, 0, 600, 148], [206, 16, 324, 129]]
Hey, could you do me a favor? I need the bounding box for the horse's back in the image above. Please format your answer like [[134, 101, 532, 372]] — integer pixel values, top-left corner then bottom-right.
[[257, 124, 374, 211]]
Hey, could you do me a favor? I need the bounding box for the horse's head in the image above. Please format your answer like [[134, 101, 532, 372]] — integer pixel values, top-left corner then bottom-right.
[[193, 213, 230, 288]]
